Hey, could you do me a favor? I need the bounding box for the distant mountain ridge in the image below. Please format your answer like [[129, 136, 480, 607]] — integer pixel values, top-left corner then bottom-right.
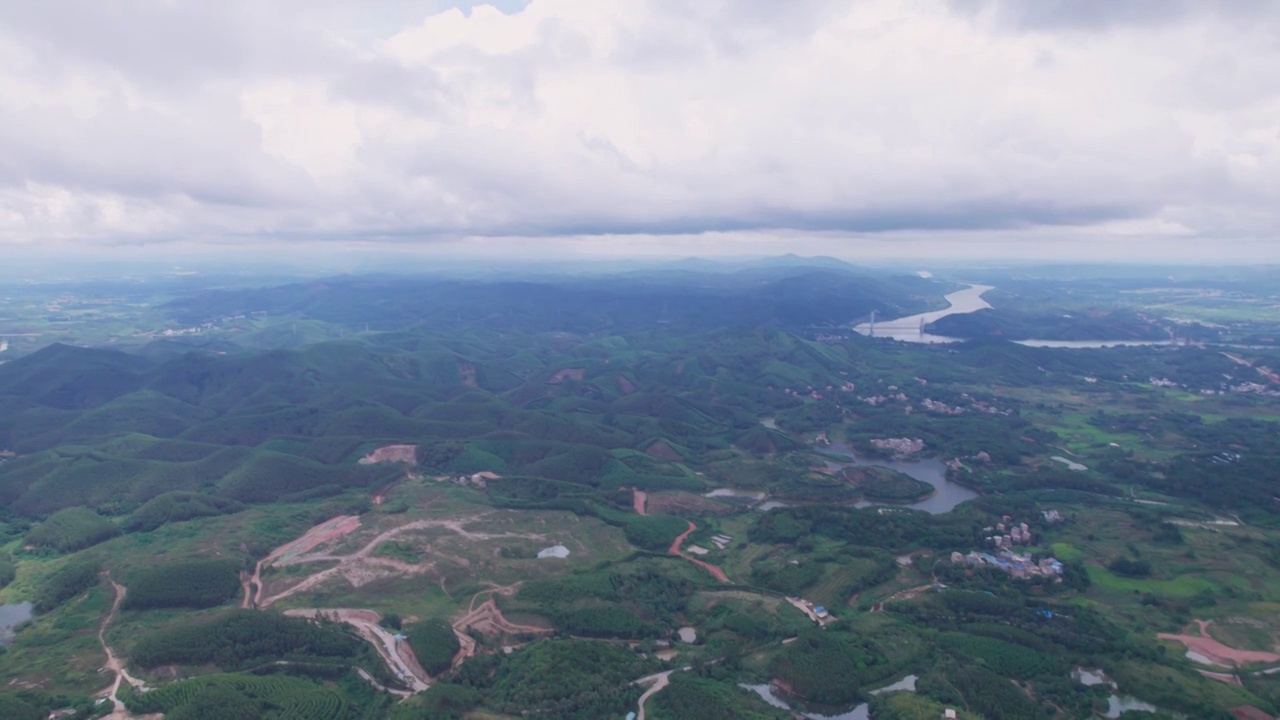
[[161, 263, 949, 335]]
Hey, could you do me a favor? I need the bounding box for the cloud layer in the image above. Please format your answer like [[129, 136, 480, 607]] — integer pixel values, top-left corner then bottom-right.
[[2, 0, 1278, 260]]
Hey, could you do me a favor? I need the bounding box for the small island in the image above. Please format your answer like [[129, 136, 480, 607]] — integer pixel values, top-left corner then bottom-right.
[[841, 466, 935, 503]]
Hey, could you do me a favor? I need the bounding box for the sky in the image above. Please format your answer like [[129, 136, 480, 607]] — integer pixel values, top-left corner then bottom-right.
[[2, 0, 1279, 263]]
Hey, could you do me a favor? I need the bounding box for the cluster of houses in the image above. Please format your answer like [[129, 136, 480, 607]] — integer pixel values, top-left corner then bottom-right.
[[870, 437, 924, 456], [984, 516, 1034, 547], [952, 549, 1064, 579]]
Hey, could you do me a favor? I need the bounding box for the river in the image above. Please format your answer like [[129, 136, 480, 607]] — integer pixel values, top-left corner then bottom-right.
[[854, 284, 1175, 348], [854, 284, 993, 344]]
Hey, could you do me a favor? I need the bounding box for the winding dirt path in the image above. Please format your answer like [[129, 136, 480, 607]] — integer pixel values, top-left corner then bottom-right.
[[635, 670, 673, 720], [669, 521, 730, 583], [97, 576, 155, 720]]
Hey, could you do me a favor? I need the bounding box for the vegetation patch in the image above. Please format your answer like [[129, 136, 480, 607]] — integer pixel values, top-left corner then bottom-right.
[[650, 673, 790, 720], [124, 671, 354, 720], [123, 492, 245, 532], [33, 559, 101, 613], [128, 610, 378, 676], [24, 508, 119, 553], [123, 558, 241, 611], [406, 617, 460, 676], [450, 639, 656, 720]]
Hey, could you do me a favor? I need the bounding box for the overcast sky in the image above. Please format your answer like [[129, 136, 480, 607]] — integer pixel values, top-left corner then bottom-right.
[[2, 0, 1279, 263]]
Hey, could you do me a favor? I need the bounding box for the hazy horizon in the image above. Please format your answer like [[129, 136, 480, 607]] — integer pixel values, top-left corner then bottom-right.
[[3, 1, 1280, 262]]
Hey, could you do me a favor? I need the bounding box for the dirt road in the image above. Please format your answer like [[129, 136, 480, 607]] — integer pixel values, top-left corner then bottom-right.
[[97, 576, 155, 720], [633, 665, 693, 720], [285, 608, 430, 692], [669, 521, 730, 583], [1158, 620, 1280, 667], [260, 515, 542, 607], [634, 670, 673, 720]]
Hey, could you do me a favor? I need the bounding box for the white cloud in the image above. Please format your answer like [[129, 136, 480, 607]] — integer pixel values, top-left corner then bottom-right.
[[1, 0, 1278, 260]]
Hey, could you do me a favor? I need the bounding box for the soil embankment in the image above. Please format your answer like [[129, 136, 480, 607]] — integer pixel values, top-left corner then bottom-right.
[[669, 521, 730, 583]]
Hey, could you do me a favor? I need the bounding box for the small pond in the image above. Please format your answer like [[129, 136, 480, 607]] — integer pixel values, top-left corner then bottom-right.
[[0, 602, 33, 645]]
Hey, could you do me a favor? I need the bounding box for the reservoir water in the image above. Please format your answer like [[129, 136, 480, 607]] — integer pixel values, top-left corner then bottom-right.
[[746, 440, 979, 515], [0, 602, 33, 645], [824, 441, 979, 514], [740, 675, 918, 720]]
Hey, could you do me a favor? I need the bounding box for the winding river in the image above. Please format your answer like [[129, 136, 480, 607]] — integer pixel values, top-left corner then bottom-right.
[[854, 284, 992, 344], [854, 283, 1174, 348]]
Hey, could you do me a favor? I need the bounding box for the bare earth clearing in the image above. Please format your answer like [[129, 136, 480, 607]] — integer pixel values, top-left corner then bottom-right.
[[242, 512, 553, 691], [359, 445, 418, 465], [1159, 620, 1280, 667], [248, 515, 362, 607], [259, 514, 543, 607], [632, 488, 648, 516]]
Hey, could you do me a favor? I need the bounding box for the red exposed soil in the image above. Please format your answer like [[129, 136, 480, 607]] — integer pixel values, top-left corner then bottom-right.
[[458, 361, 478, 388], [547, 367, 585, 384], [358, 444, 418, 465], [645, 441, 682, 462], [669, 521, 730, 583], [617, 375, 637, 395], [633, 488, 648, 516], [1158, 620, 1280, 667], [1230, 705, 1274, 720]]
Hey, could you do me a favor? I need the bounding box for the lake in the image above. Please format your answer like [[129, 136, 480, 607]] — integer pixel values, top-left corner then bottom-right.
[[0, 602, 33, 645]]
